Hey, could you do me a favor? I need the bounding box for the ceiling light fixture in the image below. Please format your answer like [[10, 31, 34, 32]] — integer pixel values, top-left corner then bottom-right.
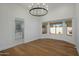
[[29, 3, 48, 16]]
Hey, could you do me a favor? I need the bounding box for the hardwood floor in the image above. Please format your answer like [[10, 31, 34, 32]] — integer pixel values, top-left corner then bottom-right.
[[0, 39, 78, 56]]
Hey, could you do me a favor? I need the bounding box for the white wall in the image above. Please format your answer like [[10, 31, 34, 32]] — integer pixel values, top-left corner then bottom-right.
[[41, 3, 74, 22], [75, 4, 79, 52], [24, 16, 41, 42], [41, 3, 75, 44], [0, 3, 41, 51]]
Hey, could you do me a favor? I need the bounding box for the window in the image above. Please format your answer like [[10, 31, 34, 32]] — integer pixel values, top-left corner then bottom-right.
[[49, 22, 63, 34], [50, 24, 55, 34], [66, 20, 72, 36], [42, 22, 48, 34]]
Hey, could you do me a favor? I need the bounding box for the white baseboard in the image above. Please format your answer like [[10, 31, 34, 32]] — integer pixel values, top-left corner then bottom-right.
[[77, 49, 79, 55], [0, 41, 24, 51], [74, 47, 79, 55], [0, 38, 39, 51]]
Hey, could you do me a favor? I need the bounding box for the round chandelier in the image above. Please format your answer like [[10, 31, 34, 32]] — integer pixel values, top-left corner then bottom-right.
[[29, 3, 48, 16]]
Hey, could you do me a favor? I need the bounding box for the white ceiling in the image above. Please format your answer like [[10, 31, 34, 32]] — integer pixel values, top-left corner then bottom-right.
[[17, 3, 74, 11]]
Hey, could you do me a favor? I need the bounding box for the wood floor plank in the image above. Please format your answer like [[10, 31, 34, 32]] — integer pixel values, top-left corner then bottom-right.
[[0, 39, 78, 56]]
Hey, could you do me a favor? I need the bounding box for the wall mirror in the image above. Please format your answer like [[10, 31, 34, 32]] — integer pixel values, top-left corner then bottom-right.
[[15, 18, 24, 42]]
